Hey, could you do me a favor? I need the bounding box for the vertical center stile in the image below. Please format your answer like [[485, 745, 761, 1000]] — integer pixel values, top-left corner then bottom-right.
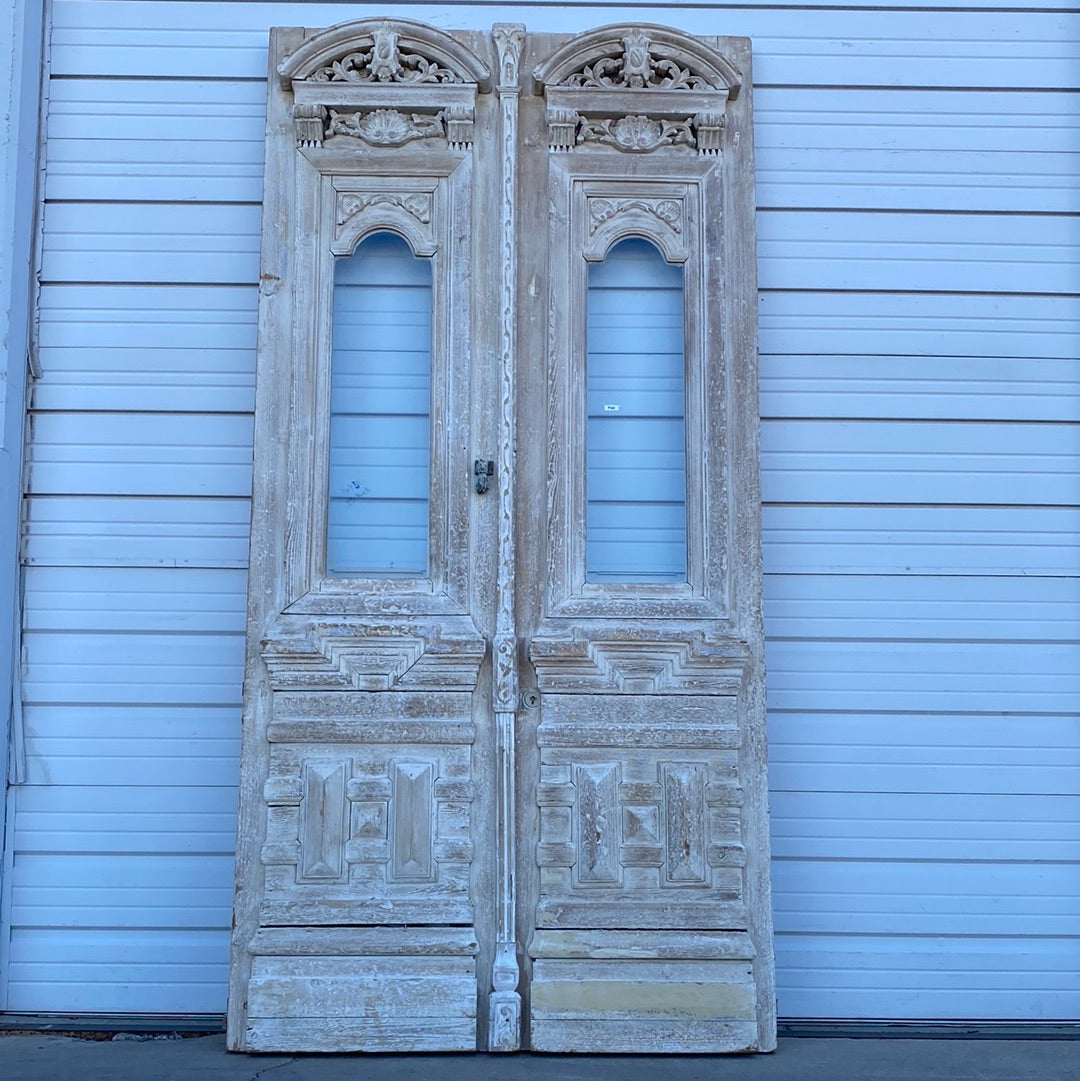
[[487, 22, 526, 1053]]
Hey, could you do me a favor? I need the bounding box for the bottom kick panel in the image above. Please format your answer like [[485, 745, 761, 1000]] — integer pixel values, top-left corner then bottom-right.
[[529, 958, 760, 1053], [246, 951, 478, 1052]]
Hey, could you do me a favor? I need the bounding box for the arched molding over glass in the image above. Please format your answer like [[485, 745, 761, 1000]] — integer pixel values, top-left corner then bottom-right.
[[586, 237, 686, 583], [326, 231, 432, 577]]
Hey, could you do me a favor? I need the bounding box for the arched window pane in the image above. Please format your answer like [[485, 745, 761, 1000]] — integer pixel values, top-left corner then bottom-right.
[[327, 232, 431, 576], [586, 238, 686, 583]]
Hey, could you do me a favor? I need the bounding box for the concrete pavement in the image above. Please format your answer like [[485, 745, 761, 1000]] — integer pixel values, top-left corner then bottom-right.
[[2, 1034, 1077, 1081]]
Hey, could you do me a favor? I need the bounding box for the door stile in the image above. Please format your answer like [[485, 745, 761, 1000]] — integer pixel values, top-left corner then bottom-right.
[[487, 23, 526, 1052]]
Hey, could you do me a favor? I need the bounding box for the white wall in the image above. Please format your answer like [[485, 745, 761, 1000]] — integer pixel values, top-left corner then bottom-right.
[[4, 0, 1079, 1019]]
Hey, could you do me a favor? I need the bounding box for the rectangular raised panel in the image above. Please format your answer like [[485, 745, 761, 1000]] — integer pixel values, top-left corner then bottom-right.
[[299, 760, 348, 881], [247, 954, 477, 1052], [529, 958, 759, 1053], [260, 736, 474, 927], [662, 762, 708, 886], [574, 763, 621, 886], [390, 760, 435, 882]]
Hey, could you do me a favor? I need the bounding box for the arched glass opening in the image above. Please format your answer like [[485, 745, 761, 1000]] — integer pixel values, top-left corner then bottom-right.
[[326, 232, 432, 576], [586, 237, 687, 583]]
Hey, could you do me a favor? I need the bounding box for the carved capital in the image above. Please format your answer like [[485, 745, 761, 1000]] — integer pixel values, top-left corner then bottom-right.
[[546, 106, 580, 151], [445, 103, 475, 148], [293, 103, 327, 148], [492, 23, 526, 90], [694, 110, 726, 155]]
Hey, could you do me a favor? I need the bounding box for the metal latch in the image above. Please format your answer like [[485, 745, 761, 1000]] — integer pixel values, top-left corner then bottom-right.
[[474, 459, 494, 494]]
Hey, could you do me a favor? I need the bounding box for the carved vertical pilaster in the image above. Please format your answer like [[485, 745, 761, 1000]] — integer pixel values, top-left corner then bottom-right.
[[488, 22, 525, 1054]]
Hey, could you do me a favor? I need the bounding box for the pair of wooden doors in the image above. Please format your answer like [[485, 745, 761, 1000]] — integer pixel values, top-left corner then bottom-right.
[[227, 18, 774, 1054]]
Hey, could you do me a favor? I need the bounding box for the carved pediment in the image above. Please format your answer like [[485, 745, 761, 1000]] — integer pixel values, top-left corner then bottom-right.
[[541, 27, 736, 93], [280, 19, 491, 89], [535, 25, 740, 155], [278, 19, 490, 149]]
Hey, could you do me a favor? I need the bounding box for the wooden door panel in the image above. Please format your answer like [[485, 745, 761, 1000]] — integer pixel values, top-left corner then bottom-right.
[[230, 17, 772, 1055]]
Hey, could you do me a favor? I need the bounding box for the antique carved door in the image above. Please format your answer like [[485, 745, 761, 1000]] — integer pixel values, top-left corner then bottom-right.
[[228, 18, 774, 1055]]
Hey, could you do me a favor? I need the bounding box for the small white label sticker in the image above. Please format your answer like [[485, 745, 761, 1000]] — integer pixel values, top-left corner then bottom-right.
[[602, 403, 620, 412]]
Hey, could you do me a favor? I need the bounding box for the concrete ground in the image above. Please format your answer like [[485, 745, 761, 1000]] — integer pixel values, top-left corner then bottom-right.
[[1, 1034, 1077, 1081]]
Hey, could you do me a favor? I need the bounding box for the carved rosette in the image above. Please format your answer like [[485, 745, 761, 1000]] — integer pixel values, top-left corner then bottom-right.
[[533, 25, 740, 156], [278, 18, 490, 149]]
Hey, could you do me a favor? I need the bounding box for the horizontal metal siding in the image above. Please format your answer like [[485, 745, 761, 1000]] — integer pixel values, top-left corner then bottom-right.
[[6, 0, 1078, 1020]]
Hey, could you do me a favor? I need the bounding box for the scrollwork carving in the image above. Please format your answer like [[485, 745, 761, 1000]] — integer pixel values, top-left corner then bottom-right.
[[561, 30, 715, 91], [327, 107, 446, 146], [589, 197, 683, 236], [338, 191, 433, 226], [578, 113, 695, 153], [310, 22, 463, 85]]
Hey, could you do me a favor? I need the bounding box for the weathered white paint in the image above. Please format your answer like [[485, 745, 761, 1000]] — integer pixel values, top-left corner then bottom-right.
[[2, 0, 1078, 1027], [227, 18, 772, 1052]]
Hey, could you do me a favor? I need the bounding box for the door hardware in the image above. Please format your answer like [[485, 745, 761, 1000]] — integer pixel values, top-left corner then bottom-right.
[[474, 459, 495, 494], [520, 688, 540, 710]]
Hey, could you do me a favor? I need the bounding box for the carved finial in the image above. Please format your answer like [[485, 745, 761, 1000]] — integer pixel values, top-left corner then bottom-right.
[[620, 31, 653, 88], [369, 22, 403, 82], [492, 24, 526, 90]]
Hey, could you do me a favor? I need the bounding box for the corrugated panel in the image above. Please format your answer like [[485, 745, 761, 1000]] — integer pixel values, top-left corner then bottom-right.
[[775, 936, 1078, 1019], [760, 356, 1080, 422], [7, 930, 231, 1014], [39, 201, 1080, 293], [26, 413, 254, 497], [47, 4, 1080, 88], [45, 81, 1080, 214], [763, 505, 1080, 576], [22, 496, 252, 568], [34, 283, 257, 413], [760, 292, 1080, 360], [8, 0, 1078, 1023]]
